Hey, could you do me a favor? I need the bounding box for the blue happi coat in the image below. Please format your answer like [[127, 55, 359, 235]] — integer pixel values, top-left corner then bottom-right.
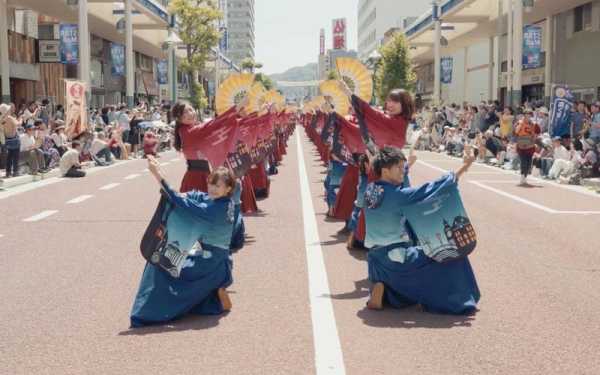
[[364, 173, 480, 314], [324, 160, 347, 208], [130, 181, 235, 327]]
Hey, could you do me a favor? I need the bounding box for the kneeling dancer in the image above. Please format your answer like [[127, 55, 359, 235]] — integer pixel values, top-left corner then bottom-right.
[[365, 146, 480, 314], [130, 156, 236, 327]]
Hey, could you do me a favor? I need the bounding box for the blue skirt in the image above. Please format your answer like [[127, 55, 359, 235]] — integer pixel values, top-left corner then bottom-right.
[[230, 204, 245, 250], [368, 244, 480, 314], [347, 205, 361, 231], [130, 244, 233, 327]]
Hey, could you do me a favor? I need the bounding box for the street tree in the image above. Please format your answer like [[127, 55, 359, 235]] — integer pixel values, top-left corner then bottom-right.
[[375, 32, 416, 103], [254, 73, 274, 90], [169, 0, 222, 110], [241, 58, 263, 73]]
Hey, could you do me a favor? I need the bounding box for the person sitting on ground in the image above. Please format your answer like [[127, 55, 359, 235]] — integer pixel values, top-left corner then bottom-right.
[[90, 132, 113, 166], [20, 123, 46, 175], [483, 130, 505, 164], [51, 121, 68, 156], [35, 120, 60, 170], [547, 138, 582, 181], [59, 140, 86, 178], [108, 128, 128, 160]]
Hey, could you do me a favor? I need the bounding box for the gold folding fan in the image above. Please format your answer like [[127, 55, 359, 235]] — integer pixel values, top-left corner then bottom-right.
[[335, 57, 373, 103], [264, 90, 285, 109], [319, 80, 350, 116], [216, 73, 255, 115], [246, 82, 267, 113]]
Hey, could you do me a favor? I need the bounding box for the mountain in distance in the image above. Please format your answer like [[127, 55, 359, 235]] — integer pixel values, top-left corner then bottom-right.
[[269, 63, 318, 82]]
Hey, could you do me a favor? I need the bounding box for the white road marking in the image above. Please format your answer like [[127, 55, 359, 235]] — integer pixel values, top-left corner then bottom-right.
[[66, 194, 94, 204], [160, 162, 170, 167], [416, 160, 448, 173], [0, 177, 61, 200], [99, 183, 120, 191], [23, 210, 58, 222], [470, 181, 600, 215], [124, 173, 140, 180], [296, 132, 346, 375]]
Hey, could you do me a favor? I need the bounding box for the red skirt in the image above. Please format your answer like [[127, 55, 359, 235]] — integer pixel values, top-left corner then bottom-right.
[[240, 175, 258, 214], [180, 169, 209, 193], [355, 208, 366, 242], [248, 164, 269, 191], [333, 165, 359, 220]]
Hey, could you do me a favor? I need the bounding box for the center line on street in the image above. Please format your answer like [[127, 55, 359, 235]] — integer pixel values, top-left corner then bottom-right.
[[124, 173, 140, 180], [23, 210, 59, 222], [296, 131, 346, 375], [99, 183, 120, 191], [66, 195, 94, 204]]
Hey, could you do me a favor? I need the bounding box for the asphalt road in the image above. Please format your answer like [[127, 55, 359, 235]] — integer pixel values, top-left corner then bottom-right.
[[2, 128, 600, 375]]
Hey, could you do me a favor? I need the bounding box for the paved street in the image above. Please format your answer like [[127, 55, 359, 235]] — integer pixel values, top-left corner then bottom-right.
[[2, 128, 600, 375]]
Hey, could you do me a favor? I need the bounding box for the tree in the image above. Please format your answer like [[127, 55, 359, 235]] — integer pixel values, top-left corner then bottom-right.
[[375, 32, 416, 103], [240, 58, 263, 73], [169, 0, 221, 109], [254, 73, 274, 90], [326, 70, 340, 80]]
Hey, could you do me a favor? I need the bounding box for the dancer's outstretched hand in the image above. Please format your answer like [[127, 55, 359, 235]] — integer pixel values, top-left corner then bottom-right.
[[147, 155, 163, 183]]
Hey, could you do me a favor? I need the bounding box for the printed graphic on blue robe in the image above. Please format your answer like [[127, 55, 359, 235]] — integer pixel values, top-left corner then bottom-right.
[[141, 196, 206, 278], [549, 86, 574, 138], [401, 183, 476, 263]]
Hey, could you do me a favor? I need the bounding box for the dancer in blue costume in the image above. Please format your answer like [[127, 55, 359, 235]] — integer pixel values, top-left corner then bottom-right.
[[229, 179, 245, 250], [364, 146, 480, 314], [130, 157, 236, 328]]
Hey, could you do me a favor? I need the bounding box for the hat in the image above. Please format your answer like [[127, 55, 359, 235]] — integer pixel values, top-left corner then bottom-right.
[[538, 107, 549, 115], [0, 103, 10, 117], [552, 136, 562, 142], [523, 108, 534, 114], [24, 123, 35, 130]]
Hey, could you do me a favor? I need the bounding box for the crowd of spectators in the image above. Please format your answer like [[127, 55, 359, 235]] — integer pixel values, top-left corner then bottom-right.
[[0, 99, 173, 182], [411, 100, 600, 186]]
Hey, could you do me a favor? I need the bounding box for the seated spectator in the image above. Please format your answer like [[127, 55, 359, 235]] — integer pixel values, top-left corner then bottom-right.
[[20, 123, 46, 175], [51, 122, 68, 156], [59, 141, 85, 178], [108, 129, 128, 160], [483, 130, 505, 163], [90, 132, 113, 166], [35, 120, 60, 170], [143, 130, 158, 157], [547, 137, 577, 180], [581, 139, 599, 177], [533, 137, 553, 177]]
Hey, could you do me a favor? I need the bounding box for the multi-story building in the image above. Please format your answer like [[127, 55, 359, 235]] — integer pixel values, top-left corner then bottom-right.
[[225, 0, 255, 66], [357, 0, 430, 61]]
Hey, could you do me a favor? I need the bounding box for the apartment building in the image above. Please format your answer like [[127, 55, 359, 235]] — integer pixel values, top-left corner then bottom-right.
[[225, 0, 255, 65]]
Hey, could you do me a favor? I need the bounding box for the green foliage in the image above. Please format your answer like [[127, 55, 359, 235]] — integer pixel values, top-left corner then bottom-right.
[[375, 32, 416, 104], [240, 58, 263, 73], [191, 82, 208, 110], [169, 0, 221, 109], [254, 73, 274, 90]]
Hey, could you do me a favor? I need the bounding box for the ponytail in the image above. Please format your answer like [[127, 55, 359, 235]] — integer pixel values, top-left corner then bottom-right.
[[171, 100, 190, 152]]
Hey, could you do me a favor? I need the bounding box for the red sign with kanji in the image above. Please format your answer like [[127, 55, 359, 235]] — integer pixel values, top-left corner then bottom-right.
[[332, 18, 346, 50]]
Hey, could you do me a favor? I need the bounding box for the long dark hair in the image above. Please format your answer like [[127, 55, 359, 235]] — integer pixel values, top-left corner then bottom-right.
[[387, 89, 415, 122], [171, 100, 190, 151]]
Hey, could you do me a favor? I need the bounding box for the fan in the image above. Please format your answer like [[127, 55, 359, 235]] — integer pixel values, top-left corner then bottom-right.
[[216, 73, 255, 115], [246, 82, 267, 113], [264, 90, 285, 109], [319, 80, 350, 116], [335, 57, 373, 103]]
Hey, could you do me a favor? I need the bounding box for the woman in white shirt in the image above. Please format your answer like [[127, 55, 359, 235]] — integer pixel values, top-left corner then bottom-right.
[[51, 124, 68, 156]]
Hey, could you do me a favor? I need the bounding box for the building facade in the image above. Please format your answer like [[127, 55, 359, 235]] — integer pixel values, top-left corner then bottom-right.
[[357, 0, 430, 61], [225, 0, 255, 66]]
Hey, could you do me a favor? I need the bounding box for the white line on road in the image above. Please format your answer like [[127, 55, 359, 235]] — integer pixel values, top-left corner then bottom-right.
[[23, 210, 59, 222], [417, 160, 448, 173], [66, 194, 94, 204], [160, 162, 170, 167], [296, 131, 346, 375], [99, 183, 120, 191], [124, 173, 140, 180]]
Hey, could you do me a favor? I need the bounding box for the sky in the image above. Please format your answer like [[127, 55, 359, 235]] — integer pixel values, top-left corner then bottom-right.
[[254, 0, 359, 75]]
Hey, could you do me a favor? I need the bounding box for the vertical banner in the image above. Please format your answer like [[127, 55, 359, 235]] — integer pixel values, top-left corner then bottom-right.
[[319, 28, 325, 55], [59, 24, 79, 64], [332, 18, 347, 50], [110, 43, 125, 76], [157, 59, 168, 85], [523, 24, 542, 69], [219, 27, 228, 51], [549, 86, 574, 138], [441, 57, 453, 84], [65, 80, 88, 139]]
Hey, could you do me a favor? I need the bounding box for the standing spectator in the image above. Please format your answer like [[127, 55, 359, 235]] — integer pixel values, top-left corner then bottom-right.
[[0, 103, 21, 177], [590, 101, 600, 144], [59, 141, 85, 177], [39, 99, 50, 125], [54, 104, 65, 123], [117, 106, 131, 143], [20, 124, 45, 175], [499, 107, 514, 138], [101, 107, 110, 126], [90, 132, 113, 165], [535, 107, 549, 134], [571, 102, 586, 140], [128, 109, 143, 157]]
